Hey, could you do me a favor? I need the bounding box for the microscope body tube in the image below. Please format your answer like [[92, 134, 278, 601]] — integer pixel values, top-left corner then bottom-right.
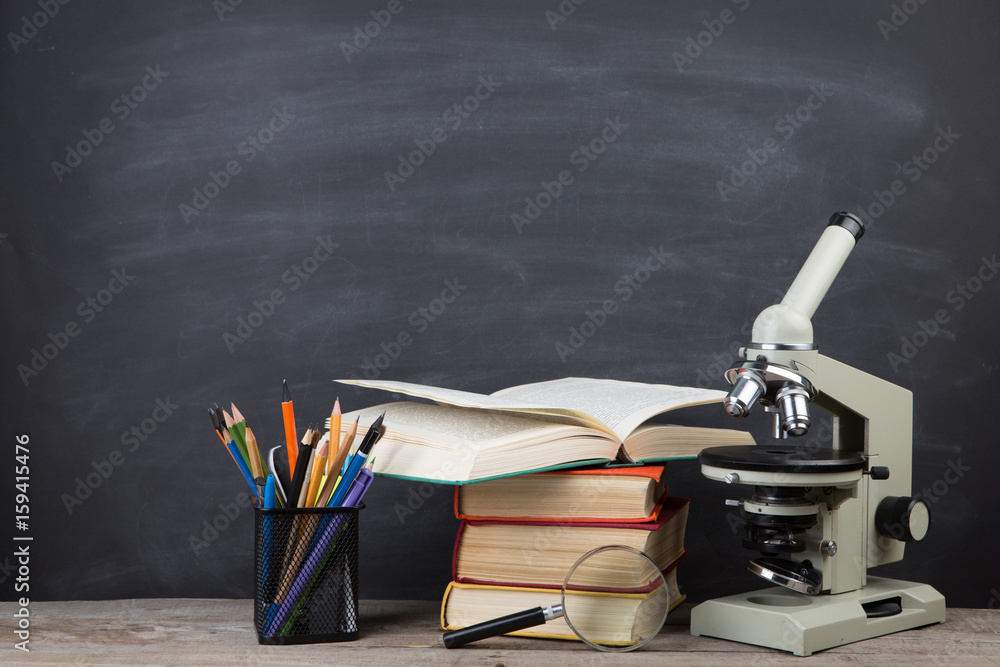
[[752, 219, 862, 347], [781, 224, 858, 320]]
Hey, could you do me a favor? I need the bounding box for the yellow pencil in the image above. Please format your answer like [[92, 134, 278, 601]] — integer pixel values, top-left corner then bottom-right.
[[304, 437, 329, 508], [327, 398, 342, 476]]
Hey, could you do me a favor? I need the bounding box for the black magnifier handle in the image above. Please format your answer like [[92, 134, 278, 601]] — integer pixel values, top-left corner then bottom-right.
[[444, 605, 561, 648]]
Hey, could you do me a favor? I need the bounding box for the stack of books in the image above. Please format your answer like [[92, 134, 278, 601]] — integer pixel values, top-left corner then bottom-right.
[[440, 466, 691, 642], [329, 376, 754, 643]]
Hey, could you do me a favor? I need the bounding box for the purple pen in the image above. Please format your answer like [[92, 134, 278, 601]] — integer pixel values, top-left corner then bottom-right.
[[341, 468, 374, 507]]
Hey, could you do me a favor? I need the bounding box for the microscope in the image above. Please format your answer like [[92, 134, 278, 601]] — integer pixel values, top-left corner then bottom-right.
[[690, 213, 945, 656]]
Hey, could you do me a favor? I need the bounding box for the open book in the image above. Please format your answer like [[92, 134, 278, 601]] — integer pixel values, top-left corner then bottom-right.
[[334, 377, 754, 484]]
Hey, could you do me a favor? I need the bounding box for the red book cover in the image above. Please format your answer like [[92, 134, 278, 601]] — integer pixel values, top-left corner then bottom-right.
[[451, 496, 690, 590], [454, 465, 667, 523]]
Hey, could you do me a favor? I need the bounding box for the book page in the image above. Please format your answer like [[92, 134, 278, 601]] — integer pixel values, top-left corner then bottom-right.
[[337, 379, 501, 409], [491, 378, 724, 441], [337, 377, 723, 440], [342, 402, 614, 482], [346, 402, 580, 449]]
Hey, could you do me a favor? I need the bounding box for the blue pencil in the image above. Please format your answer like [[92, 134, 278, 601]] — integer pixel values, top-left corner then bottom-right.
[[227, 439, 259, 501]]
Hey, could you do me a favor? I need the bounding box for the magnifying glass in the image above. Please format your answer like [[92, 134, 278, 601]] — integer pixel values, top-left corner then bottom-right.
[[442, 545, 670, 651]]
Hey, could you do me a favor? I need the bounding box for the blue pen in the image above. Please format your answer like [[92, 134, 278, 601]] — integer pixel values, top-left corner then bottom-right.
[[328, 451, 367, 507], [227, 440, 259, 502], [259, 473, 279, 634], [263, 474, 277, 509], [328, 413, 383, 507]]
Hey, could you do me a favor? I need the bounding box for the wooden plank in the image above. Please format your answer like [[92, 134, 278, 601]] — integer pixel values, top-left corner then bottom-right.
[[1, 600, 997, 665]]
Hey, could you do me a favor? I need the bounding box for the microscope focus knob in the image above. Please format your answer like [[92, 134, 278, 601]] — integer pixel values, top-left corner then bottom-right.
[[869, 466, 890, 480], [875, 496, 931, 543]]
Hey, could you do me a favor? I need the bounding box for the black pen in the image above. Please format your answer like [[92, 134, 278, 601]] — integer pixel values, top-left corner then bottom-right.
[[287, 426, 315, 508]]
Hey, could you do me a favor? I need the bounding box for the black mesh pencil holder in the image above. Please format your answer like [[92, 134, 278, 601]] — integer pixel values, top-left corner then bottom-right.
[[254, 505, 361, 645]]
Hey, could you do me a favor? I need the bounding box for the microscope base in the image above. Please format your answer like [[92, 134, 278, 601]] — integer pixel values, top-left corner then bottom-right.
[[690, 576, 945, 656]]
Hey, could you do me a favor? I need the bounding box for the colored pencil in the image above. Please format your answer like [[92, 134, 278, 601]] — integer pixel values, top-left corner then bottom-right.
[[328, 398, 341, 476], [317, 417, 357, 507], [282, 380, 299, 471], [305, 437, 329, 508]]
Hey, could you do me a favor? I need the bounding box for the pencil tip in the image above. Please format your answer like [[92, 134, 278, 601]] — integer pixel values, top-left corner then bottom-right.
[[282, 380, 291, 402]]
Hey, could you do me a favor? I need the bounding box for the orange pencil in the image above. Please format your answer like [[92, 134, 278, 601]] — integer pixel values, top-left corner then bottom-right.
[[282, 380, 298, 471]]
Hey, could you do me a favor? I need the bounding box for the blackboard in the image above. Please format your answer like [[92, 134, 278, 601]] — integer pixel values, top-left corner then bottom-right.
[[2, 0, 998, 611]]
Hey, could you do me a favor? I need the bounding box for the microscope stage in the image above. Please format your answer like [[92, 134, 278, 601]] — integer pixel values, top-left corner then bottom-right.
[[699, 445, 866, 486]]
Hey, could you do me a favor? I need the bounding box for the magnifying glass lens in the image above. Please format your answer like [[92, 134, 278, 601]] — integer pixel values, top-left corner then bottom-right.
[[562, 545, 670, 651]]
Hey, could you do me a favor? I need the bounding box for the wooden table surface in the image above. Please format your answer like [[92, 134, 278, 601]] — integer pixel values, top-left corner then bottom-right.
[[2, 599, 997, 666]]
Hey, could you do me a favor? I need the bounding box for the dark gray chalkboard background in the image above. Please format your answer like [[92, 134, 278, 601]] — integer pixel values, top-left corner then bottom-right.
[[2, 0, 998, 610]]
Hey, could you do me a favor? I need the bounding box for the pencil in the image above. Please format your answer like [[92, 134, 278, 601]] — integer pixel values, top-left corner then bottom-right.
[[223, 410, 251, 471], [304, 437, 329, 508], [245, 426, 266, 499], [281, 380, 299, 471], [328, 398, 341, 476], [317, 417, 357, 507], [209, 407, 226, 444], [334, 416, 358, 473]]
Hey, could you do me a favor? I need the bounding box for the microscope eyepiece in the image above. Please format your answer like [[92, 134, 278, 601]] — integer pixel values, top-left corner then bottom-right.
[[827, 211, 865, 242]]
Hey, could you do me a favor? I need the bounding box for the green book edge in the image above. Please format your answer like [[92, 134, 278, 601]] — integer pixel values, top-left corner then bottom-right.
[[371, 454, 699, 485]]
